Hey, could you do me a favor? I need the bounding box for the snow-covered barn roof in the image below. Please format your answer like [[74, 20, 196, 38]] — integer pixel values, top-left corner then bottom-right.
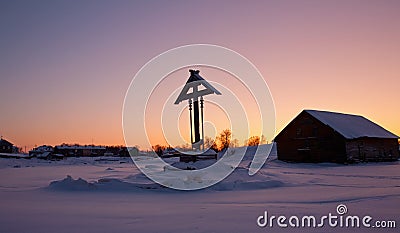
[[305, 110, 399, 139]]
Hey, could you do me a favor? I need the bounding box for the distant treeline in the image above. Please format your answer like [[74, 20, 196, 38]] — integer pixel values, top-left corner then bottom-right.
[[29, 144, 132, 159], [152, 129, 267, 156]]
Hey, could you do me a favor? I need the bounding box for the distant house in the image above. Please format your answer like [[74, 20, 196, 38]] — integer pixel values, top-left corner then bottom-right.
[[104, 146, 130, 157], [0, 138, 13, 153], [275, 110, 399, 163], [161, 147, 180, 158], [29, 145, 61, 159], [54, 144, 106, 157]]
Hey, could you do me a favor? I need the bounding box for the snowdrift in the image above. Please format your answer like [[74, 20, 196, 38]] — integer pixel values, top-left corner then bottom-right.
[[46, 144, 284, 192], [47, 175, 163, 192], [47, 167, 287, 192]]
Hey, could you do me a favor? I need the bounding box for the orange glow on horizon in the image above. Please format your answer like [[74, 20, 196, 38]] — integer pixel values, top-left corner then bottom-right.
[[1, 1, 399, 151]]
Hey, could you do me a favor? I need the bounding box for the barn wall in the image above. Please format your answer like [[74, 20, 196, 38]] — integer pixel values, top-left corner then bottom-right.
[[345, 138, 399, 161], [275, 112, 347, 163]]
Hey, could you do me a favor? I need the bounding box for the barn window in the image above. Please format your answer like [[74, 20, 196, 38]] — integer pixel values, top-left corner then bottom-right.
[[296, 128, 302, 137], [312, 127, 318, 136], [304, 140, 310, 148]]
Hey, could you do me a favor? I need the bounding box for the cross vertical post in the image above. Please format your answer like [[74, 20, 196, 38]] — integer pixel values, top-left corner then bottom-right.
[[174, 70, 221, 153], [200, 96, 204, 151], [193, 98, 200, 150], [189, 99, 193, 150]]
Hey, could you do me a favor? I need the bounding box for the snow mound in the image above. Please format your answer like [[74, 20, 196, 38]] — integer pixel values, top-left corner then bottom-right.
[[46, 175, 166, 192], [45, 144, 285, 192], [46, 166, 287, 192], [47, 176, 96, 191]]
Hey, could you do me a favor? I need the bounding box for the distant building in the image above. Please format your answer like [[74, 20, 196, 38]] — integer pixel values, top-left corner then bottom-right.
[[275, 110, 399, 163], [161, 147, 180, 158], [29, 145, 53, 154], [104, 146, 130, 157], [0, 138, 13, 153], [54, 144, 106, 157], [29, 145, 57, 159]]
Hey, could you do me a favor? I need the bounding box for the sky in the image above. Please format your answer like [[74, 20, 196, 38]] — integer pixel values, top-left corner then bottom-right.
[[1, 0, 399, 151]]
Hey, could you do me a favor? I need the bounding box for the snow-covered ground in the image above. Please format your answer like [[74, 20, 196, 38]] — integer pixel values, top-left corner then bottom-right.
[[0, 146, 399, 233]]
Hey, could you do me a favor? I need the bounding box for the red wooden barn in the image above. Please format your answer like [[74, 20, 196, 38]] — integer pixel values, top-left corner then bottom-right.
[[275, 110, 399, 163]]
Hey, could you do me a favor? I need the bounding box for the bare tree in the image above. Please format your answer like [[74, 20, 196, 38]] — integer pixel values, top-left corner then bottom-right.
[[152, 144, 166, 156], [260, 135, 267, 144], [245, 135, 267, 146], [230, 138, 239, 148], [246, 136, 260, 146], [204, 136, 214, 148], [204, 136, 213, 148], [217, 129, 232, 150]]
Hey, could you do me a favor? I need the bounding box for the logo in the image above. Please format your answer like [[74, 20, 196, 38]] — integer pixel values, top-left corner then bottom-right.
[[257, 204, 397, 229]]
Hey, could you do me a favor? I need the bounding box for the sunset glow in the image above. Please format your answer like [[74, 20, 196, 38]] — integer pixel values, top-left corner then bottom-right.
[[1, 1, 399, 151]]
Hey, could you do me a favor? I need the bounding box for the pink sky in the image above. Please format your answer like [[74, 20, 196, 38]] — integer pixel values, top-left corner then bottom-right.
[[0, 1, 399, 151]]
